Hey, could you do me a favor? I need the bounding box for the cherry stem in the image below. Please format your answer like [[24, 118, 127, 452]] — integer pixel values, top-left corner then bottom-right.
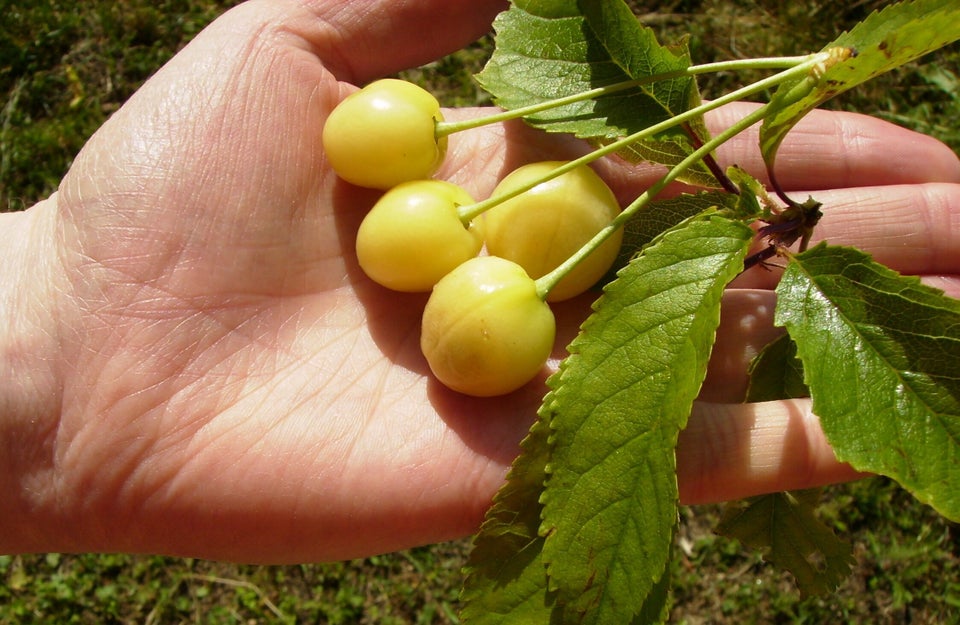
[[457, 52, 830, 228], [534, 98, 779, 300], [435, 54, 820, 138], [457, 53, 826, 227]]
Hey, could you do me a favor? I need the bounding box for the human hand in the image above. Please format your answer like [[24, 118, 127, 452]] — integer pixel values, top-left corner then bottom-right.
[[1, 0, 957, 563]]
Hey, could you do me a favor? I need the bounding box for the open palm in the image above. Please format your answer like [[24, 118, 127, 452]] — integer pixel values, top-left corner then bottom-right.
[[11, 0, 958, 562]]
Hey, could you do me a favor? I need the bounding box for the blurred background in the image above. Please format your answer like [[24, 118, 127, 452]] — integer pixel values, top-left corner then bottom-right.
[[1, 1, 958, 622]]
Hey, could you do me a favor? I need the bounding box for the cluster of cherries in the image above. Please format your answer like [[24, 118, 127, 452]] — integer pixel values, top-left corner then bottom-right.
[[323, 79, 623, 396]]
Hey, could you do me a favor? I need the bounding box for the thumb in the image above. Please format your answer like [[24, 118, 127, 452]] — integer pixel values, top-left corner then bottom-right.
[[302, 0, 507, 84]]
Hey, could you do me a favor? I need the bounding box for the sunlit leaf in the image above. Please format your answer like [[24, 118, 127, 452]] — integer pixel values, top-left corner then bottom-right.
[[541, 216, 754, 624], [760, 0, 960, 175], [477, 0, 715, 185], [776, 244, 960, 521]]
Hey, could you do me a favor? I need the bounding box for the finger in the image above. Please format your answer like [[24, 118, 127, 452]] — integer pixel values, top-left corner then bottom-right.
[[732, 182, 960, 289], [923, 276, 960, 299], [801, 183, 960, 274], [601, 105, 959, 199], [442, 102, 960, 214], [704, 264, 960, 404], [707, 103, 960, 190], [700, 289, 783, 403], [303, 0, 507, 84], [677, 399, 867, 505], [556, 293, 863, 507]]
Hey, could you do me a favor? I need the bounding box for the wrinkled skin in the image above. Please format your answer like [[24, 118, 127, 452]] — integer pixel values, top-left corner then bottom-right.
[[1, 0, 958, 563]]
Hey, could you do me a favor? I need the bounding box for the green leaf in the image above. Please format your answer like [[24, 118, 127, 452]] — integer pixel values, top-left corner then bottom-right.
[[576, 0, 715, 187], [540, 216, 754, 624], [716, 489, 855, 596], [459, 371, 670, 625], [776, 244, 960, 521], [610, 191, 738, 274], [460, 404, 675, 625], [477, 0, 715, 185], [631, 560, 672, 625], [745, 333, 809, 403], [479, 0, 693, 138], [760, 0, 960, 172], [609, 168, 766, 291]]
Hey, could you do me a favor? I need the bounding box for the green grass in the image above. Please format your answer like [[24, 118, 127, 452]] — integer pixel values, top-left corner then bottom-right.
[[0, 0, 244, 210], [0, 545, 467, 624], [2, 0, 959, 623], [670, 481, 960, 624]]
